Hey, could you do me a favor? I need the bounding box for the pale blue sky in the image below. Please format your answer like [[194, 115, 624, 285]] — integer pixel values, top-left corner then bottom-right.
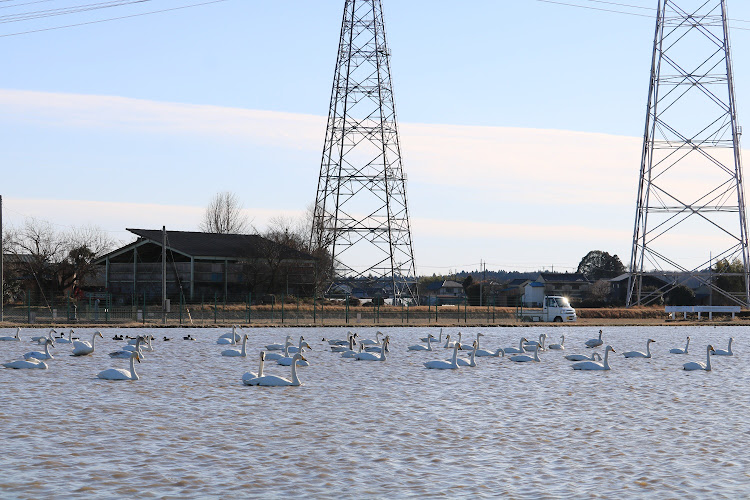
[[3, 0, 750, 274]]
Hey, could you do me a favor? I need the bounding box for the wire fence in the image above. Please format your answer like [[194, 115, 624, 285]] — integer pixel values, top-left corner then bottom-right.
[[0, 292, 521, 326]]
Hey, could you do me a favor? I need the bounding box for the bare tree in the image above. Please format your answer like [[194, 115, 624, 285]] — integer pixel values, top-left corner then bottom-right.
[[200, 192, 249, 234], [4, 219, 116, 295]]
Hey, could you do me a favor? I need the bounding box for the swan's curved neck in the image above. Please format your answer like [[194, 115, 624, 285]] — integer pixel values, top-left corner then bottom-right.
[[646, 341, 652, 358], [685, 337, 690, 353], [44, 340, 52, 357], [451, 344, 459, 367], [241, 335, 247, 356], [130, 354, 139, 380], [92, 333, 99, 348], [437, 329, 442, 342], [258, 356, 265, 378], [291, 358, 301, 385], [561, 335, 565, 346], [533, 346, 540, 361], [602, 348, 611, 369], [518, 338, 524, 351], [706, 347, 712, 371], [427, 339, 432, 351], [380, 342, 387, 360], [728, 338, 733, 353]]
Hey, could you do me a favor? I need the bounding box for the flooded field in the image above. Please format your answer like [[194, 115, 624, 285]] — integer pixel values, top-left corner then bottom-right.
[[1, 325, 747, 498]]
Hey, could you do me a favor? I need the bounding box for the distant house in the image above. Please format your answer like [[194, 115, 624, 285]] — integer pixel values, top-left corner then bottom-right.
[[421, 279, 466, 305], [93, 229, 316, 304], [534, 273, 591, 303], [496, 278, 530, 307]]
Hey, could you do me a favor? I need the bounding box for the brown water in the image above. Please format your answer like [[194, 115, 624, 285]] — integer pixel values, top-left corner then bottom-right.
[[0, 325, 747, 498]]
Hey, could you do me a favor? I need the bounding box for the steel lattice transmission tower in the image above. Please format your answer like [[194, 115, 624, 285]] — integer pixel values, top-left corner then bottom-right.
[[311, 0, 417, 302], [628, 0, 750, 307]]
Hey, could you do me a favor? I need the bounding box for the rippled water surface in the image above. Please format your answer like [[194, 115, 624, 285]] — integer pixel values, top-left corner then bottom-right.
[[1, 325, 748, 498]]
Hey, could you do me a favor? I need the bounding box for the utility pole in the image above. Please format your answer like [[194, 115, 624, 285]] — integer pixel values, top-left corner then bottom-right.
[[162, 226, 167, 325]]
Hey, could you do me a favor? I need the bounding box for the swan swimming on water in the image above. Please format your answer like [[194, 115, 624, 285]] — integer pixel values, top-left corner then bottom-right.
[[221, 334, 249, 357], [3, 358, 48, 369], [585, 330, 604, 348], [23, 338, 55, 360], [0, 327, 21, 341], [509, 344, 541, 363], [242, 351, 265, 385], [669, 337, 690, 354], [55, 330, 74, 344], [684, 345, 715, 371], [623, 339, 656, 358], [97, 351, 141, 381], [249, 353, 307, 386], [424, 343, 461, 370], [573, 345, 615, 370], [355, 338, 388, 361], [110, 337, 144, 359], [31, 329, 56, 344], [421, 329, 442, 343], [460, 332, 484, 350], [548, 335, 565, 350], [453, 341, 478, 367], [72, 332, 103, 356], [564, 352, 602, 362], [266, 335, 293, 351], [474, 346, 505, 357], [408, 336, 434, 351], [360, 331, 383, 346], [711, 338, 733, 356], [503, 338, 528, 354], [524, 333, 547, 351]]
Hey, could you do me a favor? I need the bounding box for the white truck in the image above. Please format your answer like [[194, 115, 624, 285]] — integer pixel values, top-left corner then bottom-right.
[[517, 296, 577, 323]]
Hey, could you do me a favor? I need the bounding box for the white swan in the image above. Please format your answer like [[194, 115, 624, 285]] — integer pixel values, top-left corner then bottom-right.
[[110, 337, 144, 359], [242, 351, 265, 385], [443, 334, 455, 349], [31, 329, 56, 344], [503, 337, 528, 354], [23, 338, 55, 360], [573, 345, 615, 370], [474, 346, 505, 357], [523, 333, 547, 351], [355, 338, 388, 361], [548, 335, 565, 350], [585, 330, 604, 348], [360, 331, 383, 346], [669, 336, 690, 354], [424, 343, 460, 369], [711, 338, 733, 356], [331, 334, 356, 353], [323, 333, 355, 346], [56, 329, 74, 344], [217, 325, 241, 343], [286, 336, 311, 354], [684, 345, 715, 371], [222, 334, 249, 357], [125, 335, 153, 352], [72, 331, 103, 356], [266, 335, 293, 351], [564, 352, 602, 362], [421, 328, 442, 343], [265, 341, 292, 361], [3, 358, 48, 369], [0, 327, 21, 341], [278, 339, 312, 365], [623, 339, 656, 358], [509, 344, 541, 363], [365, 336, 390, 353], [341, 342, 364, 359], [408, 336, 434, 351], [460, 332, 484, 350], [251, 353, 306, 386], [454, 341, 478, 367], [97, 351, 141, 381]]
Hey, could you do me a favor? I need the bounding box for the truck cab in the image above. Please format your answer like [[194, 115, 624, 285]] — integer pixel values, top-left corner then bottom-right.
[[518, 295, 577, 323], [544, 296, 577, 322]]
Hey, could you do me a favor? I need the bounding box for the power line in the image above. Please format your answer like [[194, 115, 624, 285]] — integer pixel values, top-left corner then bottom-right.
[[0, 0, 228, 38]]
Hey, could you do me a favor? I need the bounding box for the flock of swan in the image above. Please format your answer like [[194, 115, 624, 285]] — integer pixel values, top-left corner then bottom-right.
[[0, 326, 738, 385]]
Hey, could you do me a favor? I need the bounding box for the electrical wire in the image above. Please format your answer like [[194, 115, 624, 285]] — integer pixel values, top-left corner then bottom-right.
[[0, 0, 228, 38]]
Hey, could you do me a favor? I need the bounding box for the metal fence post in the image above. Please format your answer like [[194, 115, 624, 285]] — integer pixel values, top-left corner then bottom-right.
[[281, 295, 285, 324], [313, 295, 317, 324]]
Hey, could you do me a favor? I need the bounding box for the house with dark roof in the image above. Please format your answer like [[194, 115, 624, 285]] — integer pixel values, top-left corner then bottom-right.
[[93, 229, 316, 304], [534, 273, 591, 303], [421, 279, 466, 305]]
